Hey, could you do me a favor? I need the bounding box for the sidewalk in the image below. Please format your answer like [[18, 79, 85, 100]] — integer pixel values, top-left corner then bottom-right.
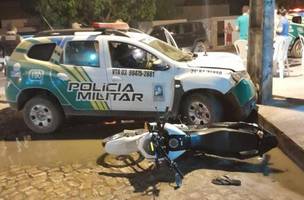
[[258, 60, 304, 170]]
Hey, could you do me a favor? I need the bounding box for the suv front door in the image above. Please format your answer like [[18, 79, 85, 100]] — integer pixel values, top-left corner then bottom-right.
[[105, 40, 174, 113]]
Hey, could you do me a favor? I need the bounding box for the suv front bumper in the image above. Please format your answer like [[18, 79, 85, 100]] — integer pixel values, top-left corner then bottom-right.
[[224, 78, 257, 121]]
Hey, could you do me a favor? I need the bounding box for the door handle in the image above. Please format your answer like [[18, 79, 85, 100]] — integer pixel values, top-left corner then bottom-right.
[[112, 76, 122, 82], [57, 72, 69, 81]]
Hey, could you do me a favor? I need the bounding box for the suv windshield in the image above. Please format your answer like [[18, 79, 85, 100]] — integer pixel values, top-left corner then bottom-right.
[[142, 39, 193, 62]]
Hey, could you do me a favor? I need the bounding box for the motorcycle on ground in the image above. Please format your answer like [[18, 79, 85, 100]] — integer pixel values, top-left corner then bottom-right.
[[103, 115, 278, 187]]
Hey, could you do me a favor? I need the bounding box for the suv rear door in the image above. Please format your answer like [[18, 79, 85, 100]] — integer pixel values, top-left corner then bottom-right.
[[59, 36, 110, 112]]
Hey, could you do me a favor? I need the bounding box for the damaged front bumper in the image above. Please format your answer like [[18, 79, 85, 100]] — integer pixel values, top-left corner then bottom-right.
[[224, 78, 257, 121]]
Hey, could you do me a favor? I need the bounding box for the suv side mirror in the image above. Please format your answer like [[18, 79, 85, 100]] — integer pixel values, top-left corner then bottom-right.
[[152, 59, 170, 71], [292, 16, 302, 24]]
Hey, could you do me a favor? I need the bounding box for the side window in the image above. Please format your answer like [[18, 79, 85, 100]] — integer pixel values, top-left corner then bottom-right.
[[167, 24, 179, 35], [194, 23, 206, 37], [27, 43, 56, 61], [151, 27, 166, 42], [183, 23, 192, 33], [109, 41, 157, 70], [63, 41, 99, 67]]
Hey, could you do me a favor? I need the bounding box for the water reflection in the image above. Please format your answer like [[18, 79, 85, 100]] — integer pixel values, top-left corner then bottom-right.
[[0, 130, 303, 196]]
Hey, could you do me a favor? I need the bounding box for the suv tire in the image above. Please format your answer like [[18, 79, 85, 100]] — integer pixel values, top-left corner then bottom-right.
[[291, 39, 302, 58], [23, 96, 64, 134], [182, 93, 223, 125]]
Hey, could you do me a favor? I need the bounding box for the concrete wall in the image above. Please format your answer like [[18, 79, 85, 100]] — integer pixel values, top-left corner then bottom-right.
[[138, 19, 187, 33], [195, 16, 238, 49], [181, 4, 230, 20], [0, 0, 39, 35], [0, 18, 39, 35]]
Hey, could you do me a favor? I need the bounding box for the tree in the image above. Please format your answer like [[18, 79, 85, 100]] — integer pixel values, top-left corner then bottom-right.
[[32, 0, 156, 28], [276, 0, 288, 8], [35, 0, 78, 28], [155, 0, 181, 20]]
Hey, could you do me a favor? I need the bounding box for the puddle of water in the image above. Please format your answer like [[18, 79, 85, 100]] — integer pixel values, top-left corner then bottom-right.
[[245, 148, 304, 196], [0, 139, 102, 169], [266, 148, 304, 196], [0, 138, 303, 196]]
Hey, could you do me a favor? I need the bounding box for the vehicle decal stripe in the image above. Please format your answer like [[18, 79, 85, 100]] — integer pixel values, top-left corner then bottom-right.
[[74, 67, 87, 82], [104, 102, 109, 110], [17, 40, 34, 49], [69, 67, 87, 82], [92, 101, 100, 110], [46, 63, 78, 82], [96, 101, 105, 110], [10, 52, 26, 60], [100, 101, 108, 110], [58, 65, 98, 110], [59, 64, 81, 82], [14, 48, 27, 54], [72, 67, 107, 111], [71, 69, 102, 111], [50, 46, 63, 64], [77, 67, 92, 82], [99, 102, 106, 110], [25, 39, 41, 45], [60, 37, 70, 48], [100, 101, 107, 110], [61, 66, 104, 111]]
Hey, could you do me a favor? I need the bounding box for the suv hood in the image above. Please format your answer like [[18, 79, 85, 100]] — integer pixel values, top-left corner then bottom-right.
[[186, 52, 245, 72]]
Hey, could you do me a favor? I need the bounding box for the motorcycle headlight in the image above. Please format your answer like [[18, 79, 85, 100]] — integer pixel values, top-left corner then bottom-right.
[[231, 70, 250, 82]]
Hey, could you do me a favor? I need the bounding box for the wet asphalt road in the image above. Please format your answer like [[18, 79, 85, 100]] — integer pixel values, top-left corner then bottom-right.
[[0, 100, 304, 199]]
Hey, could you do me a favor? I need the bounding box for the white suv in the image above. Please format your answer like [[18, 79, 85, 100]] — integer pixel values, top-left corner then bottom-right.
[[5, 23, 256, 133]]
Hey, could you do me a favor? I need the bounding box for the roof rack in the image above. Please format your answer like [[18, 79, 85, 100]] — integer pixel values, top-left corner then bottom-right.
[[34, 22, 134, 38], [34, 28, 94, 37], [33, 28, 131, 38]]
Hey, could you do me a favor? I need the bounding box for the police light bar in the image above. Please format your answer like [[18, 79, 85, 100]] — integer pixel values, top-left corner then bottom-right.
[[92, 22, 129, 30]]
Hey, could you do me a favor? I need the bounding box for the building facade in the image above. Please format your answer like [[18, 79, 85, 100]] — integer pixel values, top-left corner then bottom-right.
[[0, 0, 39, 35]]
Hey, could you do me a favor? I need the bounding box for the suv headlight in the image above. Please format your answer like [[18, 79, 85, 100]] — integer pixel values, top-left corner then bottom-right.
[[231, 70, 250, 82]]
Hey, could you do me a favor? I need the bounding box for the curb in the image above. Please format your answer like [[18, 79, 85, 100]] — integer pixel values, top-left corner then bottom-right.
[[258, 114, 304, 171]]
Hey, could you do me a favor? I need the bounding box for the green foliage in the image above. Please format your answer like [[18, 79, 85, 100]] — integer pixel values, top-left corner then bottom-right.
[[276, 0, 291, 8], [32, 0, 156, 28], [155, 0, 180, 20]]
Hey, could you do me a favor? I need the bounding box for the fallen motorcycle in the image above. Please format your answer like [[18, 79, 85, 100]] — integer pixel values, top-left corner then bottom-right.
[[103, 119, 278, 187]]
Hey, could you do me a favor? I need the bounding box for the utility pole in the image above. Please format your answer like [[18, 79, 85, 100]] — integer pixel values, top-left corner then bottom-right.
[[247, 0, 275, 104]]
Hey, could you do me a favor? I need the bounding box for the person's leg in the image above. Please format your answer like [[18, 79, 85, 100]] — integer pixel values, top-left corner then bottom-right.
[[302, 48, 304, 68], [278, 60, 284, 79]]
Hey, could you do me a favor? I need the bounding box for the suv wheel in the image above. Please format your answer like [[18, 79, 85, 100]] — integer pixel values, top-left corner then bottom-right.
[[291, 39, 302, 58], [23, 96, 64, 134], [182, 93, 223, 125]]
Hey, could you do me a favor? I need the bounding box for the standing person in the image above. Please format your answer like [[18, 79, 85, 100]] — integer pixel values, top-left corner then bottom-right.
[[273, 8, 290, 79], [276, 8, 289, 37], [225, 22, 234, 46], [274, 7, 281, 38], [236, 5, 250, 40], [0, 24, 22, 73], [0, 24, 22, 56]]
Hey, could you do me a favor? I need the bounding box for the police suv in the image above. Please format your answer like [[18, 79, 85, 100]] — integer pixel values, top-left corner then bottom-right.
[[5, 22, 256, 134]]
